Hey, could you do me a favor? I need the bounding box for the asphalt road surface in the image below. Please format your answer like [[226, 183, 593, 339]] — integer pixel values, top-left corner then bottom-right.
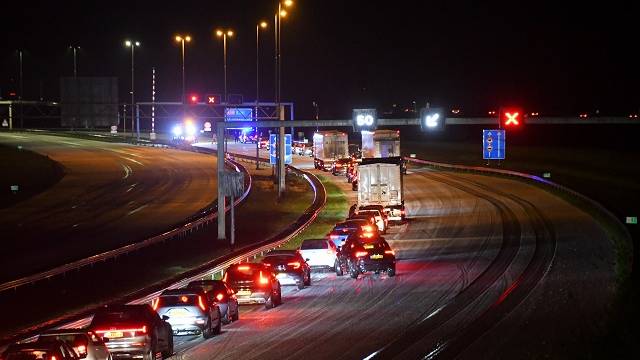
[[164, 142, 614, 359], [0, 133, 218, 282]]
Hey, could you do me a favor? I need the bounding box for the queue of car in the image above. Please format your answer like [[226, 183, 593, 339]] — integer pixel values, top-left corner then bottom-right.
[[2, 193, 399, 360]]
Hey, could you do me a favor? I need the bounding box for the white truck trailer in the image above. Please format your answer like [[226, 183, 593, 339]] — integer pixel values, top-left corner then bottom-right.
[[313, 130, 349, 171], [361, 130, 401, 158], [357, 157, 405, 221]]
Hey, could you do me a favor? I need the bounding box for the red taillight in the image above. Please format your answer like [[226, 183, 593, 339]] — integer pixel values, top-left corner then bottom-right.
[[287, 262, 301, 269], [362, 225, 373, 232], [385, 250, 395, 256], [151, 298, 160, 311], [259, 271, 269, 285], [198, 295, 207, 311], [355, 251, 368, 258], [51, 356, 57, 360], [216, 293, 225, 301], [75, 345, 87, 356], [180, 295, 189, 303]]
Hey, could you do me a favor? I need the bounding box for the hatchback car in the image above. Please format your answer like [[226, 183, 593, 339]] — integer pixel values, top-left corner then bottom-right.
[[1, 340, 80, 360], [186, 279, 240, 324], [88, 304, 173, 360], [328, 220, 372, 248], [299, 239, 338, 271], [38, 329, 111, 360], [337, 234, 396, 279], [224, 263, 282, 309], [261, 250, 311, 290], [152, 288, 221, 338]]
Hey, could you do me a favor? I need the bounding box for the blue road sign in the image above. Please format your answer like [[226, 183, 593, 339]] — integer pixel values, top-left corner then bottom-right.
[[269, 134, 292, 165], [483, 130, 505, 160]]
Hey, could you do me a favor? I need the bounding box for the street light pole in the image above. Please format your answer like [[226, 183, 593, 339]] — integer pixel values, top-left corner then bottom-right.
[[70, 46, 79, 78], [125, 40, 140, 138], [18, 49, 23, 128], [175, 35, 192, 105], [275, 0, 293, 199], [256, 21, 268, 170]]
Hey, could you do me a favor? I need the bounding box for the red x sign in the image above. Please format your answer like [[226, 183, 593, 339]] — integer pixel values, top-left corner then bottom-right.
[[501, 108, 522, 127]]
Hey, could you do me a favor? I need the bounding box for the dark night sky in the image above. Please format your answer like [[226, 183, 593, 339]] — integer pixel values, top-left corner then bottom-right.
[[1, 0, 638, 118]]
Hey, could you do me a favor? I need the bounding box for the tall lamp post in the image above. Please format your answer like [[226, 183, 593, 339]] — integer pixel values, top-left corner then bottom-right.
[[255, 21, 268, 169], [275, 0, 294, 199], [125, 40, 140, 139], [69, 46, 80, 78], [215, 29, 234, 104], [174, 35, 192, 104]]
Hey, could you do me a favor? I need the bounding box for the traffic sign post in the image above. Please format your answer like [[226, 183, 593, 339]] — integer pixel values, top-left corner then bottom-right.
[[483, 130, 505, 160], [220, 171, 245, 247], [269, 133, 292, 165]]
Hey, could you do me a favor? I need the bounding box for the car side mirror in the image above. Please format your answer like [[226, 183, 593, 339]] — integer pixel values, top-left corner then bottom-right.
[[162, 315, 170, 321]]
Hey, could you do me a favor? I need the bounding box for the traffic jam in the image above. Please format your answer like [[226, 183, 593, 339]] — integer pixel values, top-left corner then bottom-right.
[[1, 129, 405, 360]]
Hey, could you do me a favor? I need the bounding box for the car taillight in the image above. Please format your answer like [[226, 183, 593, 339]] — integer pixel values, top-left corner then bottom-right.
[[198, 295, 207, 311], [385, 250, 395, 256], [259, 271, 269, 285], [288, 262, 301, 269], [360, 232, 375, 239], [362, 225, 373, 232], [96, 326, 147, 338], [355, 251, 368, 258], [50, 356, 57, 360], [216, 293, 225, 301], [75, 345, 87, 356], [151, 297, 160, 310]]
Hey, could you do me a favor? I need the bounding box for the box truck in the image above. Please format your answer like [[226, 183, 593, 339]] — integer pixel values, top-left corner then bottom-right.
[[357, 156, 405, 221], [313, 130, 349, 171], [361, 130, 401, 159]]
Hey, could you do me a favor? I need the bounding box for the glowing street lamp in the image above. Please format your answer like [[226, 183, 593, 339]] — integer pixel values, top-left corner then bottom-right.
[[216, 29, 234, 103], [125, 40, 140, 138], [174, 35, 192, 104]]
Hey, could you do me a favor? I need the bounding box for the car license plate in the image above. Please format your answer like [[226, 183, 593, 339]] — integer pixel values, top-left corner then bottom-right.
[[277, 273, 287, 279], [364, 244, 374, 249], [168, 308, 189, 317], [237, 290, 251, 296], [370, 254, 383, 260], [104, 331, 123, 338]]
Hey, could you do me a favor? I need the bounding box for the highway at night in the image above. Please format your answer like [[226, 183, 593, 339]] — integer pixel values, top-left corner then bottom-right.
[[0, 133, 218, 282]]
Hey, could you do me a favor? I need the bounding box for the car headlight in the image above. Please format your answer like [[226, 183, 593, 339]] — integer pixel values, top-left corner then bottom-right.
[[172, 125, 183, 137]]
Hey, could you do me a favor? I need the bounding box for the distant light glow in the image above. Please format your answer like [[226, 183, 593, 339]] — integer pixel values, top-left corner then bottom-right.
[[172, 125, 183, 136], [216, 30, 223, 37], [280, 9, 288, 17], [425, 113, 440, 128], [260, 21, 268, 28]]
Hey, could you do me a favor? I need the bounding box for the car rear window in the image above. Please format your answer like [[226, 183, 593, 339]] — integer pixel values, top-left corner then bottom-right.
[[6, 350, 52, 360], [91, 310, 146, 326], [187, 282, 226, 293], [39, 334, 87, 347], [301, 240, 328, 250], [262, 255, 296, 264], [227, 266, 260, 281], [158, 294, 199, 306]]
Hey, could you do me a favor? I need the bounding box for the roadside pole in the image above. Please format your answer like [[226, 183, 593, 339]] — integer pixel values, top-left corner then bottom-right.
[[217, 121, 226, 241]]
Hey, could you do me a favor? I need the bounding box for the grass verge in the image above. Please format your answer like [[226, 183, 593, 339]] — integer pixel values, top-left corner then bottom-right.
[[280, 175, 349, 250], [0, 144, 65, 208]]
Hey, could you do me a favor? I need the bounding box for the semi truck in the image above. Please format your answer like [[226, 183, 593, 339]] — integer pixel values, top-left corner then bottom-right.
[[361, 130, 401, 158], [313, 130, 349, 171], [357, 156, 405, 222]]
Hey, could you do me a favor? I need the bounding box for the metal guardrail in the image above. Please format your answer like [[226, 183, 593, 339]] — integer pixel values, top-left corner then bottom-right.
[[0, 157, 252, 293], [1, 159, 325, 347], [405, 157, 634, 261]]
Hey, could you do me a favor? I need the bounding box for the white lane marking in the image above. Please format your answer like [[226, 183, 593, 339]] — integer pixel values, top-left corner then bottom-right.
[[126, 183, 138, 192], [121, 164, 133, 179], [121, 156, 144, 166], [59, 140, 82, 147], [103, 147, 147, 158], [127, 204, 148, 216]]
